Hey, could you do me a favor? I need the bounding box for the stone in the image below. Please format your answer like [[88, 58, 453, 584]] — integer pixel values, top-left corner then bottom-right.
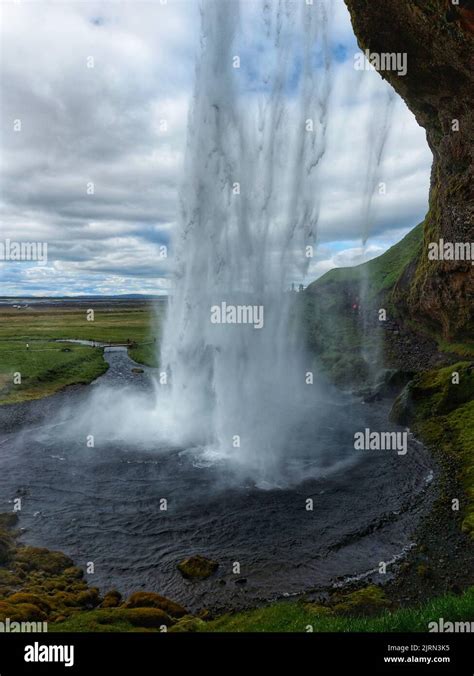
[[177, 555, 219, 580]]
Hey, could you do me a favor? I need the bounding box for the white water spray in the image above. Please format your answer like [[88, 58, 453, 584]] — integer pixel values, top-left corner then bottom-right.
[[159, 0, 334, 481]]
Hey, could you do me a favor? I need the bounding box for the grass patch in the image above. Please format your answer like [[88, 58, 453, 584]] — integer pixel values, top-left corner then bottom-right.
[[201, 587, 474, 633], [0, 304, 159, 343], [0, 302, 162, 403], [52, 608, 172, 632], [128, 343, 159, 367], [0, 341, 108, 404]]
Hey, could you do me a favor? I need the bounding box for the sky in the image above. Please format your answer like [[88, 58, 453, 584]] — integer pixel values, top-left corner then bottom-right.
[[0, 0, 432, 297]]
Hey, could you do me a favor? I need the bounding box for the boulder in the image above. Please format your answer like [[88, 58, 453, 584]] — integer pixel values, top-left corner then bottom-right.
[[177, 555, 219, 580], [125, 591, 187, 618]]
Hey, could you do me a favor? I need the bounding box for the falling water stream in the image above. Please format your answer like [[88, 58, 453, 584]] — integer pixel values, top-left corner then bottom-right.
[[159, 0, 335, 483]]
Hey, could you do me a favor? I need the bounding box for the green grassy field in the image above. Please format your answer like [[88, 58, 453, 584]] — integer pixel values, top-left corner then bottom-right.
[[0, 302, 161, 404], [0, 341, 108, 404]]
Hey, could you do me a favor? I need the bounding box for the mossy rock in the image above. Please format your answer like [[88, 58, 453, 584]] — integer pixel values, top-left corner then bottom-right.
[[103, 607, 173, 628], [177, 555, 219, 580], [0, 568, 20, 588], [41, 578, 68, 592], [0, 526, 15, 566], [416, 564, 432, 579], [197, 608, 213, 621], [461, 512, 474, 538], [101, 589, 122, 608], [0, 602, 15, 621], [75, 588, 101, 609], [0, 601, 46, 622], [125, 591, 187, 618], [63, 566, 84, 580], [0, 513, 19, 531], [332, 586, 390, 617], [7, 592, 51, 614], [389, 383, 415, 426], [302, 603, 334, 616], [15, 547, 73, 575], [405, 364, 474, 540], [50, 591, 84, 609], [327, 354, 371, 388], [168, 615, 206, 632]]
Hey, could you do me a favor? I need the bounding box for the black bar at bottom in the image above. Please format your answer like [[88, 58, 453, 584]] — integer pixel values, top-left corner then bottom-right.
[[0, 632, 471, 675]]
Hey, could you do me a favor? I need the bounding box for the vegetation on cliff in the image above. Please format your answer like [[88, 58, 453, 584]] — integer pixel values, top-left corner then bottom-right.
[[391, 362, 474, 539]]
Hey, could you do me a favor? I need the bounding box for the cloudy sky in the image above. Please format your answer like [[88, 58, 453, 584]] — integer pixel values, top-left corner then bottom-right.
[[0, 0, 432, 296]]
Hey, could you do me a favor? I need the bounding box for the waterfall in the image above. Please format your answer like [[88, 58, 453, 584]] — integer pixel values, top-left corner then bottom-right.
[[359, 85, 396, 384], [158, 0, 334, 482]]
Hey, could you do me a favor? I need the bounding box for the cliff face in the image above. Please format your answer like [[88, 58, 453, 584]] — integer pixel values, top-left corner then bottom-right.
[[344, 0, 473, 340]]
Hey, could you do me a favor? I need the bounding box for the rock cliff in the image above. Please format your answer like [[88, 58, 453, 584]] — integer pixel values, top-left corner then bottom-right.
[[345, 0, 473, 339]]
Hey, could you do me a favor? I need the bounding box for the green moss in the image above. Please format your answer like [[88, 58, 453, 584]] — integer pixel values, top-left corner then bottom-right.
[[168, 616, 207, 632], [324, 354, 370, 387], [101, 589, 122, 608], [177, 555, 219, 580], [391, 362, 474, 539], [0, 534, 14, 565], [49, 592, 81, 608], [63, 566, 83, 580], [0, 514, 19, 531], [75, 588, 101, 609], [416, 564, 432, 579], [0, 569, 21, 586], [201, 587, 474, 633], [0, 601, 46, 622], [6, 592, 52, 613], [52, 612, 137, 633], [302, 603, 334, 617], [331, 586, 391, 616], [98, 607, 173, 629], [0, 516, 17, 565], [125, 592, 187, 618], [14, 547, 73, 575]]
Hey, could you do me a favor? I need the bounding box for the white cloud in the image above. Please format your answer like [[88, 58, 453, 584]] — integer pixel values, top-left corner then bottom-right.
[[0, 0, 431, 295]]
